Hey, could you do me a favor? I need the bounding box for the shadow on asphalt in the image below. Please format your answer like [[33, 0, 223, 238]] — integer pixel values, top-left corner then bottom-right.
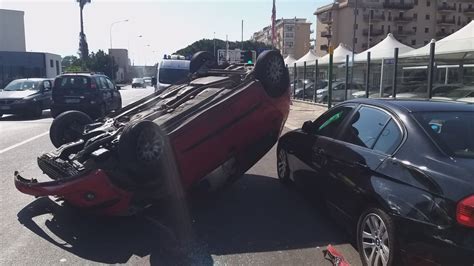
[[0, 110, 52, 121], [17, 174, 347, 265]]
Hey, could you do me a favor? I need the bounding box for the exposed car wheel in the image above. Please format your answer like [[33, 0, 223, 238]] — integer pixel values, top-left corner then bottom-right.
[[255, 50, 289, 98], [50, 111, 93, 148], [118, 120, 166, 183], [190, 51, 217, 74], [277, 147, 291, 184], [357, 208, 398, 266]]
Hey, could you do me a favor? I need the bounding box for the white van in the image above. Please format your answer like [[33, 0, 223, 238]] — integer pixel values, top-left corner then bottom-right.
[[155, 55, 190, 92]]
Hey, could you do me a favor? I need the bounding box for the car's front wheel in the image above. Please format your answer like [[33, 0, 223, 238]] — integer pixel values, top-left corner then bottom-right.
[[50, 111, 93, 148], [357, 207, 398, 266], [254, 50, 289, 98]]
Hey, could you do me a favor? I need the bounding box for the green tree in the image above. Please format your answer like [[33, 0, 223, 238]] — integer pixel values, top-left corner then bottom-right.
[[175, 39, 273, 58], [62, 55, 82, 72], [86, 50, 118, 78]]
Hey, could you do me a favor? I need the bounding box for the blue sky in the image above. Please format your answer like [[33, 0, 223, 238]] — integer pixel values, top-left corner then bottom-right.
[[1, 0, 332, 65]]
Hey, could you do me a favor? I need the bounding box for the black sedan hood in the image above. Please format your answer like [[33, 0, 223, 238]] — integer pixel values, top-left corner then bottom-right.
[[0, 90, 36, 99]]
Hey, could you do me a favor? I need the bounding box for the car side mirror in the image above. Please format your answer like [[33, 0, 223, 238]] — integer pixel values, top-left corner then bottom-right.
[[302, 120, 314, 133]]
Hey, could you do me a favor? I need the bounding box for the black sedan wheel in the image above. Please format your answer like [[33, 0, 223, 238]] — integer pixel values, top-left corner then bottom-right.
[[357, 208, 397, 266], [277, 147, 291, 184]]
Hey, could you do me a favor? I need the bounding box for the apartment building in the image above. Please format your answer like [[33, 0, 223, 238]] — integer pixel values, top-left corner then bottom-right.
[[252, 18, 312, 59], [314, 0, 474, 57]]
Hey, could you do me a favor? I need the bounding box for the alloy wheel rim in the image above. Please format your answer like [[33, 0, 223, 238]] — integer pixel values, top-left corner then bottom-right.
[[136, 128, 164, 162], [277, 149, 287, 179], [267, 57, 283, 84], [361, 213, 390, 266]]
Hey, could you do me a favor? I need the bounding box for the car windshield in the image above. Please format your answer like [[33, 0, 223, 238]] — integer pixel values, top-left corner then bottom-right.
[[159, 68, 189, 84], [55, 76, 90, 90], [415, 111, 474, 159], [3, 80, 41, 91]]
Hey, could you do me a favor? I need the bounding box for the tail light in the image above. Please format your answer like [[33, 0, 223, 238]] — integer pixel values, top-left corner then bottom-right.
[[457, 195, 474, 228]]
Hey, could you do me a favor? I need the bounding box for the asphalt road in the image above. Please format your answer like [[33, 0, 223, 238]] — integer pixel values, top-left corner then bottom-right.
[[0, 86, 361, 265]]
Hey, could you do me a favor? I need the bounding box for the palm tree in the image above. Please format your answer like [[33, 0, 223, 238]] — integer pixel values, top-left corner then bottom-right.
[[77, 0, 91, 66]]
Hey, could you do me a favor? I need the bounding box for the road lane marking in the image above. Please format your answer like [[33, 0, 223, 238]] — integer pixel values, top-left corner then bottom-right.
[[0, 131, 49, 154]]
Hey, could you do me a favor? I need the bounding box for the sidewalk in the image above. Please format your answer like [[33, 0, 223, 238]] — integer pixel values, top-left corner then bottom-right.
[[285, 100, 328, 130]]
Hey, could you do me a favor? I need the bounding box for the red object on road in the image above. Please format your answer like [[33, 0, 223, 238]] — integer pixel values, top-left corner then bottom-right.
[[14, 50, 291, 216], [324, 245, 351, 266]]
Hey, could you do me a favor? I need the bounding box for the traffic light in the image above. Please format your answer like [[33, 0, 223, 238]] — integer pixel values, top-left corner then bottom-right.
[[241, 50, 253, 64]]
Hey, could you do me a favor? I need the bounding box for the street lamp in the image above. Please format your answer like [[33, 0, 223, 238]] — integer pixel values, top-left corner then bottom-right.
[[110, 19, 129, 49]]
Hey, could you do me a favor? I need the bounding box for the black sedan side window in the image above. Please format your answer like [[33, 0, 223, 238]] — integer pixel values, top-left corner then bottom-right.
[[314, 106, 354, 138], [373, 119, 403, 154], [342, 106, 391, 149]]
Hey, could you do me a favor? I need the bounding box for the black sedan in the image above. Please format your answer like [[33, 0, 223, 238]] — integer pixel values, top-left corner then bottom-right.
[[277, 99, 474, 265]]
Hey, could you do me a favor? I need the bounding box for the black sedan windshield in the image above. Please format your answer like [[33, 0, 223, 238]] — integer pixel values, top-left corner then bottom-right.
[[4, 80, 41, 91], [415, 111, 474, 159]]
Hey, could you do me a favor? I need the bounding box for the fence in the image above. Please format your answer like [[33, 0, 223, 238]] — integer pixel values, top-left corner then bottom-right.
[[288, 45, 474, 108]]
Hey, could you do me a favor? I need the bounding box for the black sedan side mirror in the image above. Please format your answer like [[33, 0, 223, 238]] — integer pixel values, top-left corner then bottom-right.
[[302, 120, 314, 133]]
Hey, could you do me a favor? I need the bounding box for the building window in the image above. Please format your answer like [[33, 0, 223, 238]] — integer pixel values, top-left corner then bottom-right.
[[413, 26, 417, 33], [56, 60, 60, 75], [414, 0, 418, 5], [413, 13, 417, 19], [388, 25, 391, 33], [398, 26, 403, 32], [50, 60, 54, 68], [354, 38, 358, 44], [355, 24, 358, 30], [388, 12, 392, 21], [427, 1, 430, 7], [424, 40, 429, 45], [458, 17, 461, 26], [381, 25, 385, 31], [411, 40, 416, 45], [425, 27, 429, 33], [426, 14, 430, 20], [452, 29, 455, 33]]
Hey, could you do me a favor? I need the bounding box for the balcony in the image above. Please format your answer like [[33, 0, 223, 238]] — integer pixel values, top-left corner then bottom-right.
[[363, 28, 384, 36], [464, 6, 474, 16], [437, 3, 456, 12], [437, 17, 456, 25], [319, 13, 333, 24], [393, 30, 415, 37], [436, 31, 449, 38], [393, 16, 414, 23], [383, 1, 415, 10], [321, 31, 332, 38], [363, 14, 386, 22]]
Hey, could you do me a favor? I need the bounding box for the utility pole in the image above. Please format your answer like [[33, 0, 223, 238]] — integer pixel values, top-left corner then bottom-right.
[[213, 32, 216, 57], [241, 20, 244, 50], [350, 0, 358, 88], [77, 0, 91, 69]]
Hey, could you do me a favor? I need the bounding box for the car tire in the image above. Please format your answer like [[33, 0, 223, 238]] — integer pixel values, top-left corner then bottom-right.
[[190, 51, 217, 74], [254, 50, 289, 98], [118, 120, 166, 184], [50, 110, 93, 148], [277, 147, 291, 184], [357, 207, 399, 266]]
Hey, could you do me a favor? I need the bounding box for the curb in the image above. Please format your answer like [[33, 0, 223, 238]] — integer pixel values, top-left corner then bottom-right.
[[292, 99, 328, 108]]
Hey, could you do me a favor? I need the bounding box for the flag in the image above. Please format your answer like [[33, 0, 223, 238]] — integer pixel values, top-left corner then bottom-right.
[[271, 0, 276, 48]]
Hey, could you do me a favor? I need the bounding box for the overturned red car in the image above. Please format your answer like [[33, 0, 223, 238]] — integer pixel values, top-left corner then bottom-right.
[[15, 50, 291, 216]]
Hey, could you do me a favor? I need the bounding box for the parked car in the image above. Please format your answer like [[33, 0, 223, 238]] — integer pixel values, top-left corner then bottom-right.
[[131, 78, 146, 88], [143, 77, 152, 86], [396, 84, 461, 99], [15, 50, 291, 216], [277, 99, 474, 265], [293, 80, 328, 99], [50, 73, 122, 119], [316, 82, 364, 103], [432, 86, 474, 102], [0, 78, 53, 118]]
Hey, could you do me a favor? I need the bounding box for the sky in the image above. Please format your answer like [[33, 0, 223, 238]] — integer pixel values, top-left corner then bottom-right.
[[1, 0, 332, 65]]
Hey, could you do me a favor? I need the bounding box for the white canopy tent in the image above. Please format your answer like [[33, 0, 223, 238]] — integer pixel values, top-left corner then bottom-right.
[[317, 44, 353, 65], [284, 55, 297, 66], [400, 21, 474, 60], [294, 50, 319, 66], [354, 33, 414, 62]]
